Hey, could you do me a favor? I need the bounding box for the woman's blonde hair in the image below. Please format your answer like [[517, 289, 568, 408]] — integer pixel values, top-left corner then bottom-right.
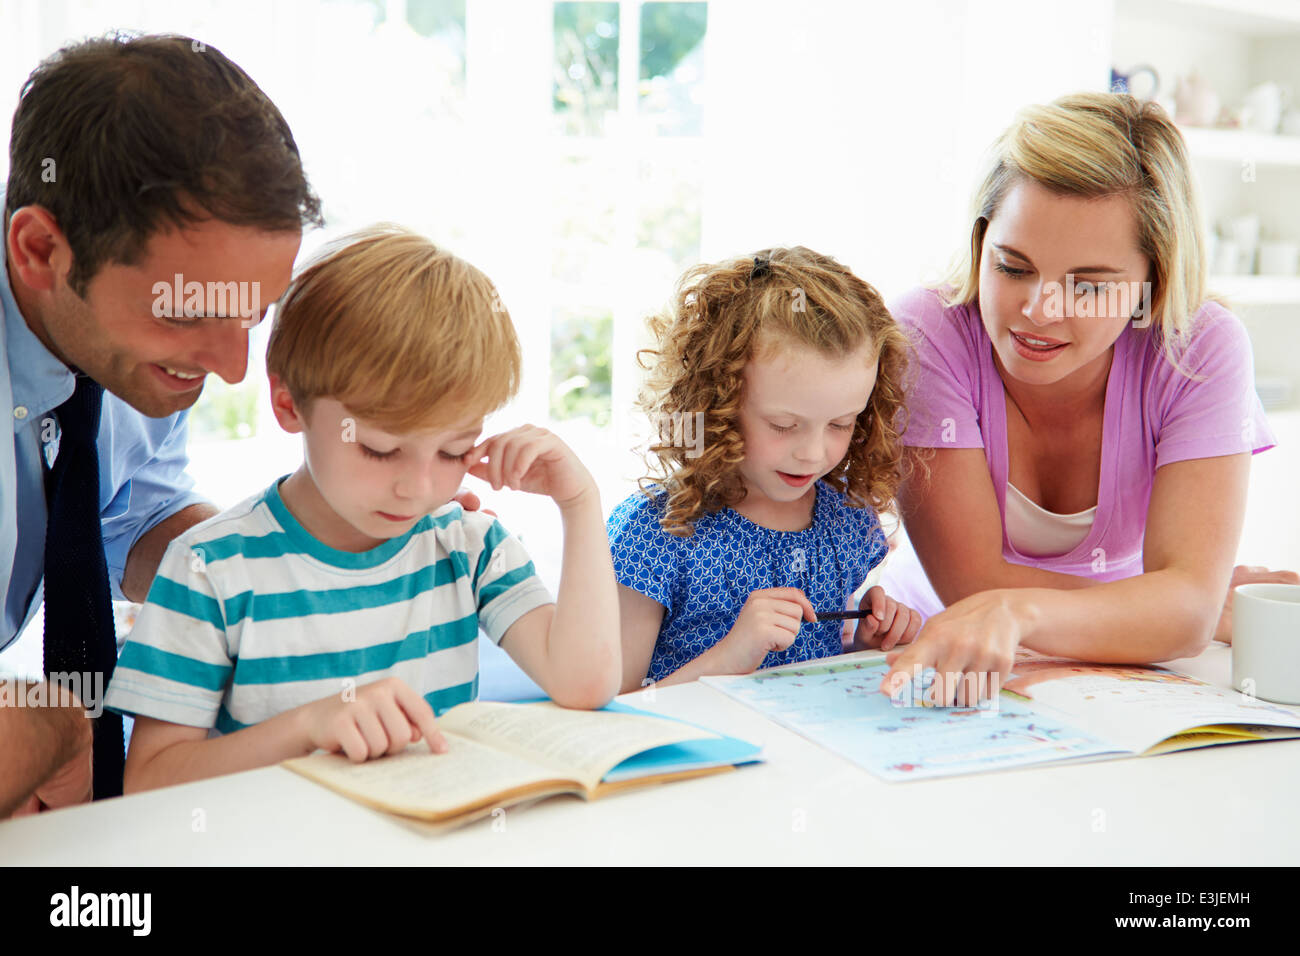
[[946, 92, 1206, 345], [267, 224, 520, 431], [638, 246, 911, 536]]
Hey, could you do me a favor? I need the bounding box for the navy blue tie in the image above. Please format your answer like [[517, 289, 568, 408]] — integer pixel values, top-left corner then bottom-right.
[[42, 374, 124, 800]]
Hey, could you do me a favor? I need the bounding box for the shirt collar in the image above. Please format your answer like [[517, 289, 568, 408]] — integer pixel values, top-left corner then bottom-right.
[[2, 245, 77, 430]]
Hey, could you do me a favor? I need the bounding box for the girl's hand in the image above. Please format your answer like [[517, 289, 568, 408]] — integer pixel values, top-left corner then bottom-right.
[[711, 587, 817, 675], [880, 590, 1023, 706], [302, 677, 447, 762], [466, 425, 596, 509], [1216, 564, 1300, 644], [852, 586, 921, 652]]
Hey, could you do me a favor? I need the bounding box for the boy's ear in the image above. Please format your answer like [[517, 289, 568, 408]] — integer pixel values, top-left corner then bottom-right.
[[268, 373, 307, 434]]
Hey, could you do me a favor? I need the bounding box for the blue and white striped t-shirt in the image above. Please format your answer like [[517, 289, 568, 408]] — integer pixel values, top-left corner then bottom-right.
[[105, 479, 553, 732]]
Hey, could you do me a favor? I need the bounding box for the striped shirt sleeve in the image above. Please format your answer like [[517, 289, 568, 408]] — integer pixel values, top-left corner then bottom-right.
[[104, 536, 234, 729], [463, 513, 553, 644]]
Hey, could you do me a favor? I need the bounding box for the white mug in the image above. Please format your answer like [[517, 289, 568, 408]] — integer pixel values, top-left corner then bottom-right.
[[1232, 583, 1300, 705], [1213, 237, 1240, 275], [1242, 82, 1285, 135], [1257, 239, 1299, 276]]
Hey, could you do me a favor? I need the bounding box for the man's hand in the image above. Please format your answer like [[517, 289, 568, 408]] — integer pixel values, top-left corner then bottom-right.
[[1, 680, 93, 818], [18, 739, 92, 814], [451, 487, 495, 517]]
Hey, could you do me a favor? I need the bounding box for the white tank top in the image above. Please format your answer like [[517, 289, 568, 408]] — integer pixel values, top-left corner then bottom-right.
[[1004, 482, 1097, 558]]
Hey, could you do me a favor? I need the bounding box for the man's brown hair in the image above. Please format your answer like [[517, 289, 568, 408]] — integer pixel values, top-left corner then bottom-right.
[[5, 32, 323, 296]]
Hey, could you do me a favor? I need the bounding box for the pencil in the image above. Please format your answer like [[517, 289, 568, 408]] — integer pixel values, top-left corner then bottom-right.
[[815, 608, 881, 622]]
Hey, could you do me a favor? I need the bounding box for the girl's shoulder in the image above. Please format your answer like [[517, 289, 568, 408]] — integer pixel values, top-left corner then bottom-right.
[[607, 484, 689, 552]]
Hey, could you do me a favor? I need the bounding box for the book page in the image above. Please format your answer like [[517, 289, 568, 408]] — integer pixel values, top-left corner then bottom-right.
[[437, 701, 715, 789], [283, 731, 575, 821], [702, 658, 1115, 782], [1004, 657, 1300, 754]]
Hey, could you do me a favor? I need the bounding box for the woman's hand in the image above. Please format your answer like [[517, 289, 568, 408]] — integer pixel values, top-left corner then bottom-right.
[[880, 589, 1025, 706], [1215, 564, 1300, 644]]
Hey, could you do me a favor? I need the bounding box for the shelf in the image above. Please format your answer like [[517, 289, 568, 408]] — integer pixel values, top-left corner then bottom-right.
[[1180, 126, 1300, 167], [1120, 0, 1300, 35], [1209, 274, 1300, 305]]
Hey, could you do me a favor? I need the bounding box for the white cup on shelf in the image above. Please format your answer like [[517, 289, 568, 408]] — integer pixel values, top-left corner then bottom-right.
[[1213, 237, 1240, 275], [1257, 240, 1300, 276], [1242, 82, 1286, 135]]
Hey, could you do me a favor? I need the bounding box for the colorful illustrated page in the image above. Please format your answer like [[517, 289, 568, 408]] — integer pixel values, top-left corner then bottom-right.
[[704, 658, 1116, 781]]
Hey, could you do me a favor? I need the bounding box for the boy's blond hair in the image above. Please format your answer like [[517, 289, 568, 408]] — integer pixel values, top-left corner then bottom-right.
[[267, 224, 520, 431]]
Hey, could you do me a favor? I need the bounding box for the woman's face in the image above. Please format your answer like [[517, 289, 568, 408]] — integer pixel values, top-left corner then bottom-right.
[[978, 178, 1151, 390]]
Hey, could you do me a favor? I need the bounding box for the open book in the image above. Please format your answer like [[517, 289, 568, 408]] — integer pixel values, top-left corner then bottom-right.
[[283, 699, 762, 825], [701, 651, 1300, 781]]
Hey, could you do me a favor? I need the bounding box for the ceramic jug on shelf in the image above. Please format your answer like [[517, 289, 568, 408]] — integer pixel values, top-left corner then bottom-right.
[[1174, 73, 1220, 128]]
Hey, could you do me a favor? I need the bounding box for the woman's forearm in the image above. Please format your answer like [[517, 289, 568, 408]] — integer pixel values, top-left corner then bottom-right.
[[1002, 567, 1219, 663], [922, 554, 1099, 607]]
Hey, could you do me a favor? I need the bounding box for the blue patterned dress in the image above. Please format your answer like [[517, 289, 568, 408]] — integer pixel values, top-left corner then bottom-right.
[[607, 481, 888, 683]]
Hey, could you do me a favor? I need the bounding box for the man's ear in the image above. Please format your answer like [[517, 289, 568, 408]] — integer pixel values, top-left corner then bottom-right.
[[268, 374, 307, 434], [6, 205, 72, 294]]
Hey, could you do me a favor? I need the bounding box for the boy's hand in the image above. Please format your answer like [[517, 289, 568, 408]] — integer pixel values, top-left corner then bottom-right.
[[466, 425, 596, 509], [303, 677, 448, 762], [711, 587, 817, 675], [852, 586, 921, 652]]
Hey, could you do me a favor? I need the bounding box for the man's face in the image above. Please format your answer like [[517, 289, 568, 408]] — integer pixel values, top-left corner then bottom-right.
[[37, 218, 302, 417]]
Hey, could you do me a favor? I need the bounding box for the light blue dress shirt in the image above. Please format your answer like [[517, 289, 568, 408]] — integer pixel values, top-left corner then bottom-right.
[[1, 255, 208, 651]]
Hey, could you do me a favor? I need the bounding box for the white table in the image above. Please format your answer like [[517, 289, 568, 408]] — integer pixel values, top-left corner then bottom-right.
[[2, 644, 1297, 865]]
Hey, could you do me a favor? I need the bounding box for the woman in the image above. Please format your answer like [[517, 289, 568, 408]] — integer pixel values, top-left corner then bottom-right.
[[880, 92, 1297, 705]]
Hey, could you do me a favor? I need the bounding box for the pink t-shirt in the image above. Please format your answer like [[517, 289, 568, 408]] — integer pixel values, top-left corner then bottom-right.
[[882, 287, 1277, 618]]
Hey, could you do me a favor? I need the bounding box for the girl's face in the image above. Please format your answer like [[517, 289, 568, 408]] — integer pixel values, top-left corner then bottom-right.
[[736, 336, 878, 520], [979, 178, 1151, 390]]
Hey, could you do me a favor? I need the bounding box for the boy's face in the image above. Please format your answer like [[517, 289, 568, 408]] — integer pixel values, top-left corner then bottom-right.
[[272, 383, 483, 550]]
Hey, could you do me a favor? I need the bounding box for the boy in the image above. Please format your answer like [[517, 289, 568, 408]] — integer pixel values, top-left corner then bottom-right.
[[105, 226, 621, 791]]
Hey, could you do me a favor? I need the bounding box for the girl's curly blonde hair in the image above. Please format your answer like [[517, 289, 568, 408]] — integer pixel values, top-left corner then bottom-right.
[[637, 246, 911, 536]]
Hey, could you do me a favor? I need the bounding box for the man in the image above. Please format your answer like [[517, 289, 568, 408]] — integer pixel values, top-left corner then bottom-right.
[[0, 33, 322, 816]]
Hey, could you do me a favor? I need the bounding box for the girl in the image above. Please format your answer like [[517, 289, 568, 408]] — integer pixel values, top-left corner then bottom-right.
[[608, 246, 920, 693]]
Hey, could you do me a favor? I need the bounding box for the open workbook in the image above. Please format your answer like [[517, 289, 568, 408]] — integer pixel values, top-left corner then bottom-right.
[[283, 699, 762, 825], [701, 651, 1300, 781]]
